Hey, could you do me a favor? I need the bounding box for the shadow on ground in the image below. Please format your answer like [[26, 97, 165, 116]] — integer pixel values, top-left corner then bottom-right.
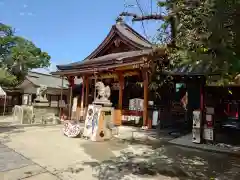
[[82, 138, 240, 180], [0, 126, 25, 143]]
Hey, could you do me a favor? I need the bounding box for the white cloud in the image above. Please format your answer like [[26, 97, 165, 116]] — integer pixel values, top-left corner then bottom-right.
[[19, 12, 34, 16], [27, 12, 33, 16]]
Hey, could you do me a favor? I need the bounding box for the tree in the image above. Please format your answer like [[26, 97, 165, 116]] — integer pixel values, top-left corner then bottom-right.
[[0, 23, 51, 86], [120, 0, 240, 85]]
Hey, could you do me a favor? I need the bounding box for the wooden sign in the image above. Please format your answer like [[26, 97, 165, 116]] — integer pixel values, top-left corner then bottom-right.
[[83, 104, 114, 141], [83, 104, 102, 139], [193, 110, 201, 128], [72, 97, 78, 112], [203, 127, 214, 141]]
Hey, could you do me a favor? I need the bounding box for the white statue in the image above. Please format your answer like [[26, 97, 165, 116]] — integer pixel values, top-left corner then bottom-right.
[[95, 82, 111, 103], [35, 85, 48, 102]]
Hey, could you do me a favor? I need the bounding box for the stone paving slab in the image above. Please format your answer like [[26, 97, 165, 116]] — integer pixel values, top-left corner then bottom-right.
[[169, 133, 240, 157], [0, 164, 46, 180], [0, 143, 5, 148], [0, 144, 34, 172]]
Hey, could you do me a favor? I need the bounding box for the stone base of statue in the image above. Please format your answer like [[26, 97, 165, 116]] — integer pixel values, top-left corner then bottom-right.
[[33, 98, 59, 124], [33, 102, 49, 107], [34, 96, 49, 107], [34, 97, 49, 102], [93, 99, 112, 107], [83, 104, 115, 142]]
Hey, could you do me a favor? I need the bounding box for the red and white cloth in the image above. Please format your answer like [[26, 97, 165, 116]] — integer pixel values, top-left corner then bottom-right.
[[62, 120, 81, 138]]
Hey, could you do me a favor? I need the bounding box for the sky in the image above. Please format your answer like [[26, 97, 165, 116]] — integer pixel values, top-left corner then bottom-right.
[[0, 0, 162, 73]]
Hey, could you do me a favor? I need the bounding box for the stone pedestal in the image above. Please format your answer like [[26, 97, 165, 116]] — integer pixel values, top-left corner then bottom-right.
[[33, 102, 49, 107], [83, 103, 115, 142], [21, 105, 34, 124], [93, 100, 112, 107], [33, 104, 60, 124]]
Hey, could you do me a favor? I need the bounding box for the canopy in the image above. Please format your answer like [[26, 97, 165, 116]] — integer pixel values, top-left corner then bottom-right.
[[0, 86, 6, 96], [0, 86, 6, 116]]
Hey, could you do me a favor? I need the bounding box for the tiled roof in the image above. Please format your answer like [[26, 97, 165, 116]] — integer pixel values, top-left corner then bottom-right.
[[165, 61, 216, 75], [115, 22, 152, 49], [57, 49, 153, 71], [26, 71, 69, 89]]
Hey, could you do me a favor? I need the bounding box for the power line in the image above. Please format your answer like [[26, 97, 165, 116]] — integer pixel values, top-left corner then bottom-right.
[[151, 0, 153, 14], [135, 0, 148, 39]]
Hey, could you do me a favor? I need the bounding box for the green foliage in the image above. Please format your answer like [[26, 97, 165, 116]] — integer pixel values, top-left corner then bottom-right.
[[156, 0, 240, 85], [0, 68, 17, 86], [0, 23, 51, 86]]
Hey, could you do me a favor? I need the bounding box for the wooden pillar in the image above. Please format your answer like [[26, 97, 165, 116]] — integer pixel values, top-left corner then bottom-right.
[[49, 95, 51, 107], [67, 76, 75, 120], [118, 72, 124, 110], [80, 76, 85, 118], [94, 73, 97, 101], [142, 69, 149, 127], [200, 77, 206, 142], [200, 78, 205, 111], [69, 86, 73, 120], [85, 76, 89, 108], [59, 77, 63, 119]]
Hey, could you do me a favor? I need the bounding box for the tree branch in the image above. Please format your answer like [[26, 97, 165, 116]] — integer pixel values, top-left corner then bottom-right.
[[119, 12, 168, 21], [119, 4, 183, 22]]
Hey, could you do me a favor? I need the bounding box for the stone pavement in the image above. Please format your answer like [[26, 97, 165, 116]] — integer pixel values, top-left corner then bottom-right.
[[0, 125, 177, 180], [0, 143, 59, 180], [0, 125, 97, 180], [169, 133, 240, 156], [0, 124, 240, 179]]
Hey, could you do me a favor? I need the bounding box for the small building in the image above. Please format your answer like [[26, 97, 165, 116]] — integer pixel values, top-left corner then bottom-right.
[[17, 71, 69, 107], [0, 71, 72, 115], [52, 20, 167, 126], [0, 87, 21, 114]]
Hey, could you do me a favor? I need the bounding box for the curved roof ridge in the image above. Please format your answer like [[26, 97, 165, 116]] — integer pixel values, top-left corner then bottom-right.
[[84, 22, 152, 60], [84, 25, 116, 60], [56, 22, 153, 70], [116, 22, 152, 45]]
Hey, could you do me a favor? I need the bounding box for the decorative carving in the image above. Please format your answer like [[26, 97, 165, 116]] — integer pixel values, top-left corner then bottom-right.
[[114, 39, 121, 47], [35, 85, 48, 102], [101, 41, 131, 56]]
